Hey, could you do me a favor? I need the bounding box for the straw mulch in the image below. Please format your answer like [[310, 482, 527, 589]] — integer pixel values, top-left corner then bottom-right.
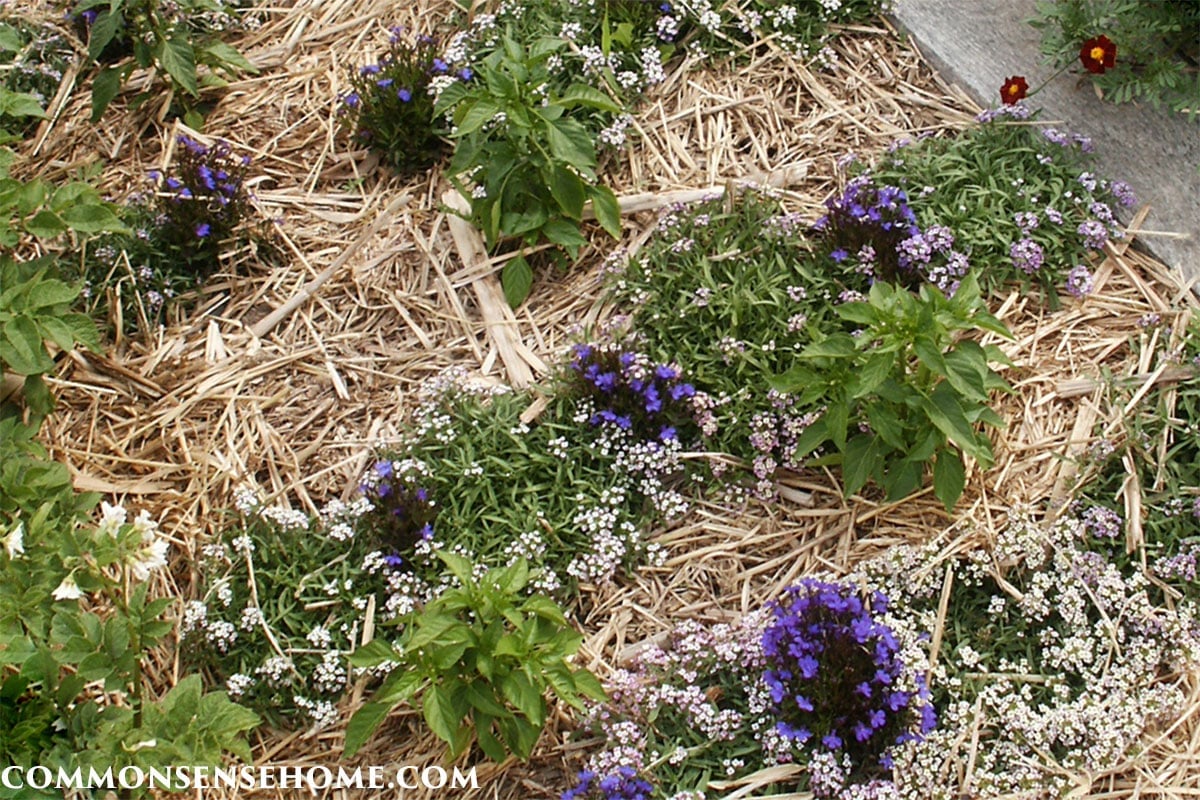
[[17, 0, 1199, 796]]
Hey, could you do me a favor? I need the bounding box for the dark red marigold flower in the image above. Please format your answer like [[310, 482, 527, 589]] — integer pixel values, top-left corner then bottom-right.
[[1080, 35, 1116, 74], [1000, 75, 1028, 105]]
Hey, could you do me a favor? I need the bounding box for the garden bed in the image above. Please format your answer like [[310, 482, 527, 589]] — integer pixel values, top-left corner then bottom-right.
[[3, 0, 1199, 797]]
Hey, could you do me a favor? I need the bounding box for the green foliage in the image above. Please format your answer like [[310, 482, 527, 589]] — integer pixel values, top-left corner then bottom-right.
[[772, 274, 1012, 509], [1030, 0, 1200, 118], [0, 154, 127, 249], [72, 0, 260, 120], [0, 257, 101, 425], [0, 18, 73, 142], [345, 553, 604, 760], [0, 443, 258, 794], [436, 35, 622, 306]]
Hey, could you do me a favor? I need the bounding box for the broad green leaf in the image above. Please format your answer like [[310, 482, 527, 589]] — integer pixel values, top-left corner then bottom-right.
[[558, 84, 622, 114], [60, 203, 125, 233], [347, 639, 398, 668], [464, 682, 509, 717], [200, 40, 258, 73], [842, 434, 877, 497], [475, 714, 507, 762], [588, 184, 621, 238], [0, 90, 46, 120], [26, 278, 78, 310], [802, 334, 857, 359], [541, 218, 588, 257], [501, 254, 533, 309], [825, 395, 849, 451], [0, 24, 23, 53], [2, 316, 53, 374], [159, 36, 199, 97], [913, 335, 948, 377], [23, 210, 66, 239], [548, 165, 586, 220], [924, 384, 992, 465], [91, 65, 129, 121], [373, 667, 425, 706], [455, 99, 502, 136], [854, 351, 894, 398], [545, 119, 596, 171], [521, 596, 568, 628], [882, 459, 923, 501], [933, 448, 966, 511], [423, 684, 464, 749], [437, 550, 476, 584], [836, 300, 876, 326], [573, 668, 607, 702], [500, 670, 544, 725], [87, 11, 122, 64], [343, 702, 391, 757], [408, 614, 470, 650]]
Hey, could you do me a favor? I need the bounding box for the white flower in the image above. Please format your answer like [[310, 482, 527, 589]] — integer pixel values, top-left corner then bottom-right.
[[3, 522, 24, 559], [128, 537, 169, 581], [52, 575, 84, 601], [98, 501, 127, 538], [131, 509, 159, 540]]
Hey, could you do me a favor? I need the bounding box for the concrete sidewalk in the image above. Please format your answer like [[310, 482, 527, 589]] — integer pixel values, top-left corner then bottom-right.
[[889, 0, 1199, 287]]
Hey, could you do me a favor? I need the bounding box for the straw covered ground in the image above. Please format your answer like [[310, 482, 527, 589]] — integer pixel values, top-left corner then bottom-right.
[[16, 0, 1200, 796]]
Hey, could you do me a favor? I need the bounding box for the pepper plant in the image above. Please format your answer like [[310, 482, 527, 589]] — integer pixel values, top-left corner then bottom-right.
[[771, 273, 1013, 510]]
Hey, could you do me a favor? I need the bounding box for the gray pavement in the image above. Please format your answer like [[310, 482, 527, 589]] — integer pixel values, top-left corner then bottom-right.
[[889, 0, 1199, 288]]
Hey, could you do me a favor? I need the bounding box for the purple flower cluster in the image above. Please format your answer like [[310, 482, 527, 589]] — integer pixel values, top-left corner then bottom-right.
[[570, 343, 700, 444], [1080, 505, 1122, 539], [761, 579, 935, 774], [341, 30, 464, 172], [1009, 237, 1045, 274], [746, 394, 822, 498], [814, 176, 968, 293], [152, 134, 254, 270], [357, 459, 437, 570], [1065, 264, 1095, 298], [562, 767, 652, 800]]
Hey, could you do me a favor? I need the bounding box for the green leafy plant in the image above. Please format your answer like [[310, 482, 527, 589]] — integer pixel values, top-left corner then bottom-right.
[[0, 152, 126, 248], [1029, 0, 1200, 117], [0, 256, 101, 426], [345, 552, 604, 761], [435, 34, 622, 306], [0, 455, 258, 796], [771, 273, 1013, 510], [0, 18, 75, 142], [73, 0, 259, 121]]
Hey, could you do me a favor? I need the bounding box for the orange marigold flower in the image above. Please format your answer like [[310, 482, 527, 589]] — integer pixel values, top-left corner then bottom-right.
[[1080, 35, 1116, 74], [1000, 75, 1028, 105]]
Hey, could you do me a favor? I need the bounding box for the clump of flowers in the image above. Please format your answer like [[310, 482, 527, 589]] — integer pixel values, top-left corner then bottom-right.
[[356, 457, 437, 570], [75, 134, 267, 331], [762, 579, 935, 779], [152, 135, 256, 270], [813, 175, 970, 293], [860, 509, 1200, 798], [864, 113, 1135, 300], [0, 18, 74, 134], [340, 27, 458, 172], [568, 342, 701, 444], [565, 580, 936, 799]]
